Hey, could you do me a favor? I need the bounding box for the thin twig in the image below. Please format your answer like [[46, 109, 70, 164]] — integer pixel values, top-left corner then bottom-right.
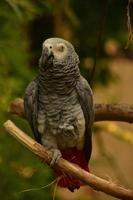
[[89, 0, 109, 86], [19, 179, 57, 193], [126, 0, 133, 48], [3, 120, 133, 200]]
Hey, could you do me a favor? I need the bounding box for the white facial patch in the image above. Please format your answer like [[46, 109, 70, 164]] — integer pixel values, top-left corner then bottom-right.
[[54, 43, 68, 60], [42, 41, 68, 61]]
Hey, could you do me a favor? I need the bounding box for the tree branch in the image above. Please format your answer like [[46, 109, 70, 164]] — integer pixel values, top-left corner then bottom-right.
[[95, 103, 133, 123], [10, 98, 133, 123], [3, 120, 133, 200]]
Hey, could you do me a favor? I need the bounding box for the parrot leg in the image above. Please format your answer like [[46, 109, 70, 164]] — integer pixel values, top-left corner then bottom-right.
[[50, 149, 61, 166], [41, 134, 61, 166]]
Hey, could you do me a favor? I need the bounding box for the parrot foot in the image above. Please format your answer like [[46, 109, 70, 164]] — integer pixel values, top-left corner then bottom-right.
[[50, 149, 62, 167], [59, 124, 74, 131], [59, 123, 77, 137]]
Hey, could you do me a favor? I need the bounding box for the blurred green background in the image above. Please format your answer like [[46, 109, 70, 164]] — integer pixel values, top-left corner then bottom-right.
[[0, 0, 133, 200]]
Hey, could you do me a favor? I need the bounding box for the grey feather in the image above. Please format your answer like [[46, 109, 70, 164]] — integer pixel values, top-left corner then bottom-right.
[[24, 78, 41, 143], [76, 76, 94, 162]]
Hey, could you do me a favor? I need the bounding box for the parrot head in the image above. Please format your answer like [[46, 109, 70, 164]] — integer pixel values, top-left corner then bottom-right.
[[39, 38, 79, 71]]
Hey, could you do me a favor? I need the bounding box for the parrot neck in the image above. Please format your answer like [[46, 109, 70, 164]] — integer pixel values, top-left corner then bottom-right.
[[38, 64, 80, 94]]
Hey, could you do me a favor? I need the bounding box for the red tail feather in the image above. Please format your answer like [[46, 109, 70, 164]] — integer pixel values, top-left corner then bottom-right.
[[54, 147, 89, 192]]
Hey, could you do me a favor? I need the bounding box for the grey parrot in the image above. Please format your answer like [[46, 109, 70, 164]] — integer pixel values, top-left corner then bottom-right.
[[24, 38, 94, 192]]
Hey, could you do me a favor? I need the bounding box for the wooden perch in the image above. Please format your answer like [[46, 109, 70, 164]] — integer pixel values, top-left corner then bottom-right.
[[3, 120, 133, 200], [95, 103, 133, 123], [10, 98, 133, 123]]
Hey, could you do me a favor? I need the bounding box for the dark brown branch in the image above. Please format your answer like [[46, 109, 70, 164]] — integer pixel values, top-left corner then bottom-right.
[[10, 98, 25, 118], [95, 103, 133, 123], [3, 120, 133, 200], [10, 98, 133, 123]]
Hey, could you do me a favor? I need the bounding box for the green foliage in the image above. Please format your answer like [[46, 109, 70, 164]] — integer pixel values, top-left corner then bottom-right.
[[0, 1, 53, 200]]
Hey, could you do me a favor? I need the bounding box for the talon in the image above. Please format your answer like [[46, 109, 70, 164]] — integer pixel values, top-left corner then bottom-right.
[[50, 149, 61, 166], [59, 124, 74, 131], [67, 125, 74, 130]]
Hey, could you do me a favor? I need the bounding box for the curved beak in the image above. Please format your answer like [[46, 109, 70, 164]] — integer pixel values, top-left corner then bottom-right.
[[39, 46, 54, 68]]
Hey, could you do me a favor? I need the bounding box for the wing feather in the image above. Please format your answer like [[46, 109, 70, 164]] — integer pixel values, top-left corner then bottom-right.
[[76, 76, 94, 162], [24, 79, 41, 143]]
